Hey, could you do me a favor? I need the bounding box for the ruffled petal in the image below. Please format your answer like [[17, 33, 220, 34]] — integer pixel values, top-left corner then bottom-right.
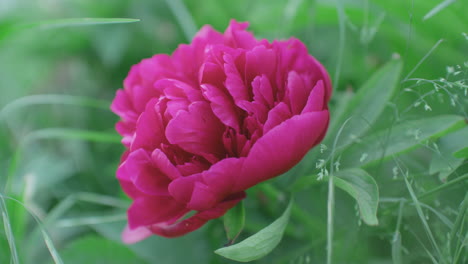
[[166, 102, 225, 160], [263, 102, 292, 133], [287, 71, 309, 115], [128, 196, 187, 229], [148, 192, 245, 238], [122, 225, 152, 244], [117, 149, 171, 195], [235, 110, 329, 191], [201, 83, 240, 130], [130, 99, 165, 151], [151, 149, 181, 180], [302, 80, 326, 113]]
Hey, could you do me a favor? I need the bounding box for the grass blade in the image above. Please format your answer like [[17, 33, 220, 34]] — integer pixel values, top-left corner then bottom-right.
[[0, 198, 20, 264], [423, 0, 457, 21], [400, 166, 443, 261], [0, 194, 63, 264], [163, 0, 197, 41], [0, 94, 110, 122], [20, 18, 140, 30]]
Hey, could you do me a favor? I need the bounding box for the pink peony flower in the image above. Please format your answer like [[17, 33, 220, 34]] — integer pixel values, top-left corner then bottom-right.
[[111, 20, 331, 243]]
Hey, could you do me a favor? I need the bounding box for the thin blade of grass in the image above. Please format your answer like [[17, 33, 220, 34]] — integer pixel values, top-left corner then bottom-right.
[[22, 128, 121, 144], [21, 18, 140, 30], [409, 230, 439, 264], [5, 128, 121, 193], [56, 214, 126, 228], [418, 174, 468, 200], [333, 0, 346, 91], [450, 193, 468, 262], [0, 198, 19, 264], [400, 165, 443, 261], [0, 94, 111, 122], [402, 39, 444, 82], [163, 0, 197, 41], [423, 0, 457, 21], [0, 194, 63, 264]]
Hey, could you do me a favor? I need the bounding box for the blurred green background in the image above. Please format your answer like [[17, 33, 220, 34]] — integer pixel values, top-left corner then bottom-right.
[[0, 0, 467, 263]]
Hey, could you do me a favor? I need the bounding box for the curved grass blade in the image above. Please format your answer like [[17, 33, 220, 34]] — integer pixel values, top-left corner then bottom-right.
[[0, 198, 19, 264], [0, 94, 110, 122], [0, 18, 139, 44], [17, 18, 140, 31], [215, 199, 293, 262], [423, 0, 457, 21], [0, 194, 63, 264]]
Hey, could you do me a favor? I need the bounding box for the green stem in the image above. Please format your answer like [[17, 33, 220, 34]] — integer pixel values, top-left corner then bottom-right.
[[326, 174, 334, 264]]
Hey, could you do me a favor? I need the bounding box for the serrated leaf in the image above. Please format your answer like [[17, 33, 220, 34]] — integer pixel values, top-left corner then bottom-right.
[[341, 115, 466, 168], [334, 168, 379, 225], [223, 201, 245, 242], [325, 59, 403, 150], [215, 199, 293, 262]]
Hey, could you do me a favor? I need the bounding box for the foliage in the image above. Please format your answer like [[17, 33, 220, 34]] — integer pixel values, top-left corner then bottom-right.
[[0, 0, 467, 263]]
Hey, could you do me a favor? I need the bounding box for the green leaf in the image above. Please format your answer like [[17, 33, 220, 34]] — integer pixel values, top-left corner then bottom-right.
[[430, 126, 468, 181], [340, 115, 466, 168], [453, 147, 468, 158], [333, 168, 379, 226], [215, 199, 293, 262], [57, 235, 146, 264], [223, 201, 245, 242], [325, 58, 403, 150]]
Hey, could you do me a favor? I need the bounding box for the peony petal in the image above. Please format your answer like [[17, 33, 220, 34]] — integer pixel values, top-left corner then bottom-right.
[[187, 182, 219, 211], [151, 149, 181, 180], [169, 158, 243, 209], [117, 149, 171, 195], [263, 102, 292, 133], [148, 192, 245, 238], [235, 110, 329, 191], [224, 52, 250, 106], [245, 46, 277, 82], [252, 75, 274, 108], [224, 20, 257, 49], [201, 83, 240, 130], [130, 99, 165, 151], [168, 173, 203, 204], [122, 225, 152, 244], [201, 157, 244, 194], [166, 101, 225, 160], [193, 25, 224, 45], [302, 80, 326, 113], [111, 89, 139, 123], [128, 196, 187, 229], [287, 71, 309, 115]]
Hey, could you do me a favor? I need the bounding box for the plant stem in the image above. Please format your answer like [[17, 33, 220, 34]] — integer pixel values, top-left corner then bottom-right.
[[326, 173, 335, 264]]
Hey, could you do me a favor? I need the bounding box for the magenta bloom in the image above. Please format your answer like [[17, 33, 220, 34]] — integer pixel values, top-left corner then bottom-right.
[[111, 20, 331, 243]]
